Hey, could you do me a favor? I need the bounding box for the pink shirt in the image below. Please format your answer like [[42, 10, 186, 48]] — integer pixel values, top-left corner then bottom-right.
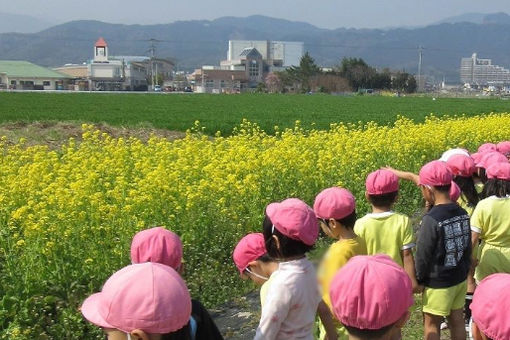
[[254, 258, 321, 340]]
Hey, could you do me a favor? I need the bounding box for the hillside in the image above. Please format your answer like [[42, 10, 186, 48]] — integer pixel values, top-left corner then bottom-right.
[[1, 14, 510, 81]]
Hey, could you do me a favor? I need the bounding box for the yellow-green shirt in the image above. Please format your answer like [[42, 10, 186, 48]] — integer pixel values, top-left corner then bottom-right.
[[318, 236, 366, 340], [354, 211, 415, 266], [458, 194, 475, 216], [318, 236, 367, 309], [471, 195, 510, 247], [260, 274, 275, 308]]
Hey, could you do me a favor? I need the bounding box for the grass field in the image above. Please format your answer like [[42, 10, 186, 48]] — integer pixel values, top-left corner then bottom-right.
[[1, 92, 510, 135], [2, 93, 506, 339]]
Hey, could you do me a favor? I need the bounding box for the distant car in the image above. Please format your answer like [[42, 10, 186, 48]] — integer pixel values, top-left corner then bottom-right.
[[154, 85, 162, 92], [184, 86, 193, 92]]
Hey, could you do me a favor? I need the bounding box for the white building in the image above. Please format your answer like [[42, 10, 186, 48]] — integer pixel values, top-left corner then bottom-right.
[[460, 53, 510, 86], [224, 40, 304, 71]]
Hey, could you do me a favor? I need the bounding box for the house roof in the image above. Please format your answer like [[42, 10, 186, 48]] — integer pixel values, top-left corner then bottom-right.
[[95, 37, 107, 47], [239, 47, 262, 59], [0, 60, 70, 78]]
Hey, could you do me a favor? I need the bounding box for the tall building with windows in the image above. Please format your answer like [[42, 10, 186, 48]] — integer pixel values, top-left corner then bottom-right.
[[460, 53, 510, 85]]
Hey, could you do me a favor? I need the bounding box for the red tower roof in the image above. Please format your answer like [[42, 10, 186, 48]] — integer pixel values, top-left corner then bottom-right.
[[95, 37, 107, 47]]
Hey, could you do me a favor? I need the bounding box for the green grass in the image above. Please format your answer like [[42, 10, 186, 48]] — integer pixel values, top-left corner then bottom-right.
[[1, 92, 509, 135]]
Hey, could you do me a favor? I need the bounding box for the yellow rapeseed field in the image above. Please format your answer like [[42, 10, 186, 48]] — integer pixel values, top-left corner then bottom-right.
[[1, 113, 510, 338]]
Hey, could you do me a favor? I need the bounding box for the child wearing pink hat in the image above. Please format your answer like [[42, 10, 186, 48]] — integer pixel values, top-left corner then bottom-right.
[[445, 154, 479, 216], [470, 162, 510, 283], [254, 198, 321, 340], [314, 187, 367, 340], [416, 161, 471, 340], [329, 254, 414, 340], [81, 262, 192, 340], [497, 141, 510, 159], [232, 233, 278, 305], [233, 233, 337, 339], [354, 170, 418, 290], [130, 227, 223, 340], [470, 273, 510, 340]]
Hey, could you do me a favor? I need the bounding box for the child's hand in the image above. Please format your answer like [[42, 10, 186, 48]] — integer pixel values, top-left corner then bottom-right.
[[413, 285, 424, 294]]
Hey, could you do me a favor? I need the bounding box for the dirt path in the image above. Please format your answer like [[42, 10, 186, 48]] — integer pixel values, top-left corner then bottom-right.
[[0, 121, 186, 148]]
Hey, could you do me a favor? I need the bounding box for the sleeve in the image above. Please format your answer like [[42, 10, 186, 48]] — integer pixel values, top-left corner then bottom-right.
[[415, 215, 438, 285], [254, 279, 291, 340], [401, 216, 416, 250], [470, 204, 483, 235], [191, 299, 224, 340], [353, 219, 364, 239]]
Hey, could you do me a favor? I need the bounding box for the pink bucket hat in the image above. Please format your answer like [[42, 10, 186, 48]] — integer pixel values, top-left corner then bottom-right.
[[470, 273, 510, 340], [478, 143, 497, 153], [329, 255, 413, 330], [439, 148, 470, 162], [449, 181, 461, 201], [313, 187, 356, 220], [476, 151, 508, 169], [131, 227, 183, 270], [233, 233, 266, 274], [365, 169, 399, 195], [497, 141, 510, 155], [445, 154, 476, 177], [419, 160, 453, 186], [486, 162, 510, 180], [81, 263, 191, 333], [266, 198, 318, 246]]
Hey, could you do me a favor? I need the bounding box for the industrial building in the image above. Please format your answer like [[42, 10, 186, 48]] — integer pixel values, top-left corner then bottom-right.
[[460, 53, 510, 86]]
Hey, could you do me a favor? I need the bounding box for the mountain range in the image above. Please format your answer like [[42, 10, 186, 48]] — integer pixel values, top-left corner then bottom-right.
[[1, 12, 510, 82]]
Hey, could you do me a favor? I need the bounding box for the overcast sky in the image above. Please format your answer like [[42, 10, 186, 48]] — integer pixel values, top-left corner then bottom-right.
[[2, 0, 510, 29]]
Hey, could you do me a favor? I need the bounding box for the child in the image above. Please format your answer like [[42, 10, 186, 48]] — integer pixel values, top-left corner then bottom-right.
[[475, 151, 508, 189], [497, 140, 510, 159], [314, 187, 367, 340], [328, 255, 414, 340], [415, 160, 471, 340], [233, 232, 337, 340], [232, 233, 278, 306], [470, 162, 510, 283], [445, 154, 479, 216], [354, 169, 418, 290], [81, 262, 192, 340], [255, 198, 321, 340], [130, 227, 223, 340], [470, 273, 510, 340]]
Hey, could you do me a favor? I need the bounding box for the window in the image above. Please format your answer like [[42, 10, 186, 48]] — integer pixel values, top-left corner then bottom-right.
[[43, 81, 50, 86], [10, 80, 16, 85], [249, 60, 259, 77], [220, 80, 226, 88], [206, 80, 214, 87]]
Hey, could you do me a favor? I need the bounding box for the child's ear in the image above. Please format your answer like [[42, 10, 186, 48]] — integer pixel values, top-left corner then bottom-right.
[[247, 260, 260, 269], [130, 329, 150, 340], [272, 235, 281, 251], [328, 218, 337, 229]]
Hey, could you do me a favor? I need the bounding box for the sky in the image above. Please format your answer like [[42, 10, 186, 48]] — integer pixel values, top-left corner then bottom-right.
[[1, 0, 510, 29]]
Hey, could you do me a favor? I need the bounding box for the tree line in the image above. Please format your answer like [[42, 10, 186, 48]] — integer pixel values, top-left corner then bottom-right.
[[263, 53, 417, 94]]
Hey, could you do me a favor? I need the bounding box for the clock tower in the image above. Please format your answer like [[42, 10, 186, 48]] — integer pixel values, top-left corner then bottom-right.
[[94, 37, 108, 62]]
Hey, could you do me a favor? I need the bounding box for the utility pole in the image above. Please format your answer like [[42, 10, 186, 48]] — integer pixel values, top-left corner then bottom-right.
[[417, 45, 423, 92], [149, 39, 157, 91]]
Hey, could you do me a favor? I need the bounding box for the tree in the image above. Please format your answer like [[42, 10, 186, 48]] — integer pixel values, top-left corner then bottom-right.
[[337, 57, 377, 91], [265, 72, 283, 93], [392, 72, 417, 93], [286, 52, 321, 92]]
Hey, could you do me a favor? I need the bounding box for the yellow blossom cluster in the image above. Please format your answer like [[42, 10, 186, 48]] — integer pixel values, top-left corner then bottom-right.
[[0, 114, 509, 338]]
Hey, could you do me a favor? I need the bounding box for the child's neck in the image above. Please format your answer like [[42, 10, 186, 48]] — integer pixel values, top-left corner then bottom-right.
[[433, 193, 453, 206], [371, 205, 392, 214], [337, 228, 357, 241], [262, 262, 279, 277]]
